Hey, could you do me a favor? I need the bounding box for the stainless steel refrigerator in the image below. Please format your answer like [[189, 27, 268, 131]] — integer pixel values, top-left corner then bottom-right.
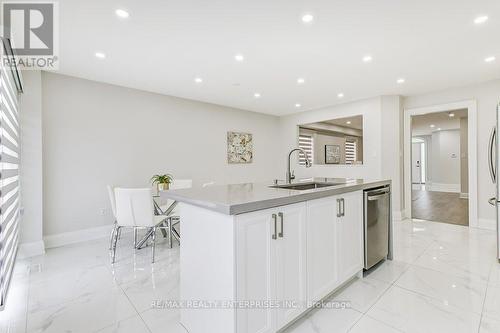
[[488, 102, 500, 262]]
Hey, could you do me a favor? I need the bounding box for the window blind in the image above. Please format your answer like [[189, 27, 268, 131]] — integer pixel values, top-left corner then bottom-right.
[[0, 38, 22, 310], [299, 134, 313, 165], [345, 139, 357, 165]]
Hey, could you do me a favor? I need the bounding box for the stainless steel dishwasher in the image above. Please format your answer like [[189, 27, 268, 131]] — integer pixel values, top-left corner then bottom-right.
[[363, 185, 391, 270]]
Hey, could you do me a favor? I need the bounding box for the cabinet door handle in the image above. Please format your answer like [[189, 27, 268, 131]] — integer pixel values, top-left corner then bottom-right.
[[341, 198, 345, 217], [278, 212, 284, 238], [272, 214, 277, 240], [336, 199, 342, 217]]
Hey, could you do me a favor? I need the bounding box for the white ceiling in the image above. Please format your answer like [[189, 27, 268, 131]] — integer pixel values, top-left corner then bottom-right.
[[412, 109, 468, 136], [322, 115, 363, 130], [55, 0, 500, 115]]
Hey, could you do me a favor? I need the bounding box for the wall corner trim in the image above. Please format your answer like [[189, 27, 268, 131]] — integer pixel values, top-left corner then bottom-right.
[[18, 240, 45, 258]]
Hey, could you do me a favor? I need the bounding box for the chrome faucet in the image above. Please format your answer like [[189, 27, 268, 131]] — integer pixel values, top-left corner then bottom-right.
[[286, 148, 311, 183]]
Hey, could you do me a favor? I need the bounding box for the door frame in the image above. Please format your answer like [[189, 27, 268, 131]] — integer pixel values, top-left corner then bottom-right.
[[404, 100, 477, 228]]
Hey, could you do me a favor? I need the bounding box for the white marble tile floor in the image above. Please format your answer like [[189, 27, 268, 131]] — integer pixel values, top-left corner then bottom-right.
[[2, 219, 499, 333]]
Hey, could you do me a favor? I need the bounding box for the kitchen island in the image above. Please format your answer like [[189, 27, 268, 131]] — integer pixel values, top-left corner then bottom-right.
[[162, 178, 392, 333]]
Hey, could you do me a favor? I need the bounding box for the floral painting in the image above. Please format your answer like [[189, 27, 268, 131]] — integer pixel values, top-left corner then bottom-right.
[[325, 144, 341, 164], [227, 131, 253, 164]]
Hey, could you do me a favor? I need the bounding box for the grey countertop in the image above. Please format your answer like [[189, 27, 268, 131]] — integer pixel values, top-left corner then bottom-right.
[[160, 178, 391, 215]]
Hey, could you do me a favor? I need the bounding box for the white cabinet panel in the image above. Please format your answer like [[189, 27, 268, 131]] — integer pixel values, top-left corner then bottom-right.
[[337, 191, 364, 282], [236, 208, 276, 333], [236, 202, 307, 333], [306, 196, 339, 304], [274, 204, 307, 329]]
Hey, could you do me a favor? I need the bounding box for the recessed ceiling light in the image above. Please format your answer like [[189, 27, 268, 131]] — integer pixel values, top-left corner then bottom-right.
[[485, 56, 496, 63], [115, 9, 129, 18], [234, 54, 244, 62], [474, 15, 488, 24], [301, 14, 314, 23], [397, 78, 405, 84], [194, 77, 203, 84], [297, 78, 305, 84], [430, 124, 435, 128], [95, 52, 106, 59], [254, 93, 261, 98], [362, 55, 373, 63], [437, 128, 442, 131], [295, 103, 301, 108], [346, 121, 352, 125], [449, 113, 455, 117], [337, 93, 344, 98]]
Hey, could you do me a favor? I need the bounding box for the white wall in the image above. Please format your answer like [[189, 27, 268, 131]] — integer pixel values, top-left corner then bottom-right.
[[41, 72, 281, 237], [404, 79, 500, 222], [18, 71, 45, 256], [430, 129, 461, 190], [380, 96, 404, 215]]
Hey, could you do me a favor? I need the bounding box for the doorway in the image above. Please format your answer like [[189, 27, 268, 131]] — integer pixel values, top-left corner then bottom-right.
[[410, 109, 469, 226], [404, 101, 477, 227]]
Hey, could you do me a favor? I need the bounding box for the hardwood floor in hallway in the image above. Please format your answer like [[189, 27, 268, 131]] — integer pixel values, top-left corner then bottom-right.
[[412, 190, 469, 226]]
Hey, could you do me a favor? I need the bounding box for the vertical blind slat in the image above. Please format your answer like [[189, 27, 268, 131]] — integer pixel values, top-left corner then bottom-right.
[[1, 128, 18, 148], [298, 134, 314, 165], [1, 70, 18, 111], [0, 44, 21, 310]]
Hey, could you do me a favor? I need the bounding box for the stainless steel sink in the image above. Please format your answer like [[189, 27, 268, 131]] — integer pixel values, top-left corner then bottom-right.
[[269, 182, 343, 191]]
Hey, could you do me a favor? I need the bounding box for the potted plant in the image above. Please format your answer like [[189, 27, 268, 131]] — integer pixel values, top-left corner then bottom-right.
[[151, 174, 173, 192]]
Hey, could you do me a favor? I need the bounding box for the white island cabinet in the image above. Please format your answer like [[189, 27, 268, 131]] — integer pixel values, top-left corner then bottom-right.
[[179, 190, 366, 333], [170, 179, 391, 333]]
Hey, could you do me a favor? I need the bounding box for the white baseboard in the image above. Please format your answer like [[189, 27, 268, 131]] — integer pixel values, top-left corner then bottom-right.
[[427, 183, 460, 193], [459, 192, 469, 199], [477, 218, 496, 231], [18, 240, 45, 258], [44, 225, 113, 249]]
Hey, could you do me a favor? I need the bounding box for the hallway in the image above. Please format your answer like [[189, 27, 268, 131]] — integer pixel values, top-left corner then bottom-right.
[[412, 190, 469, 226]]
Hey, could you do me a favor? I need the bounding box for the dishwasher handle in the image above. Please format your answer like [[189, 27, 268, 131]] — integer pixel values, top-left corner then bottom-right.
[[366, 187, 390, 201], [367, 192, 390, 201]]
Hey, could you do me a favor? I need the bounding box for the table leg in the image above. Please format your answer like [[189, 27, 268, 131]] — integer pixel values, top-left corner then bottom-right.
[[160, 221, 168, 237], [135, 227, 153, 249]]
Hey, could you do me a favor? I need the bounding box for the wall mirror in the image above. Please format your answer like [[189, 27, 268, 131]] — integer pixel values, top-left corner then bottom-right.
[[298, 115, 363, 165]]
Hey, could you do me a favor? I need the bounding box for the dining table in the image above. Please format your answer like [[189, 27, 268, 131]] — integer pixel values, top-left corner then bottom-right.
[[134, 195, 178, 249]]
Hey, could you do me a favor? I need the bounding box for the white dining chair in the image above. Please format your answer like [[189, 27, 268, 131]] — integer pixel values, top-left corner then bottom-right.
[[160, 179, 193, 248], [112, 188, 169, 263]]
